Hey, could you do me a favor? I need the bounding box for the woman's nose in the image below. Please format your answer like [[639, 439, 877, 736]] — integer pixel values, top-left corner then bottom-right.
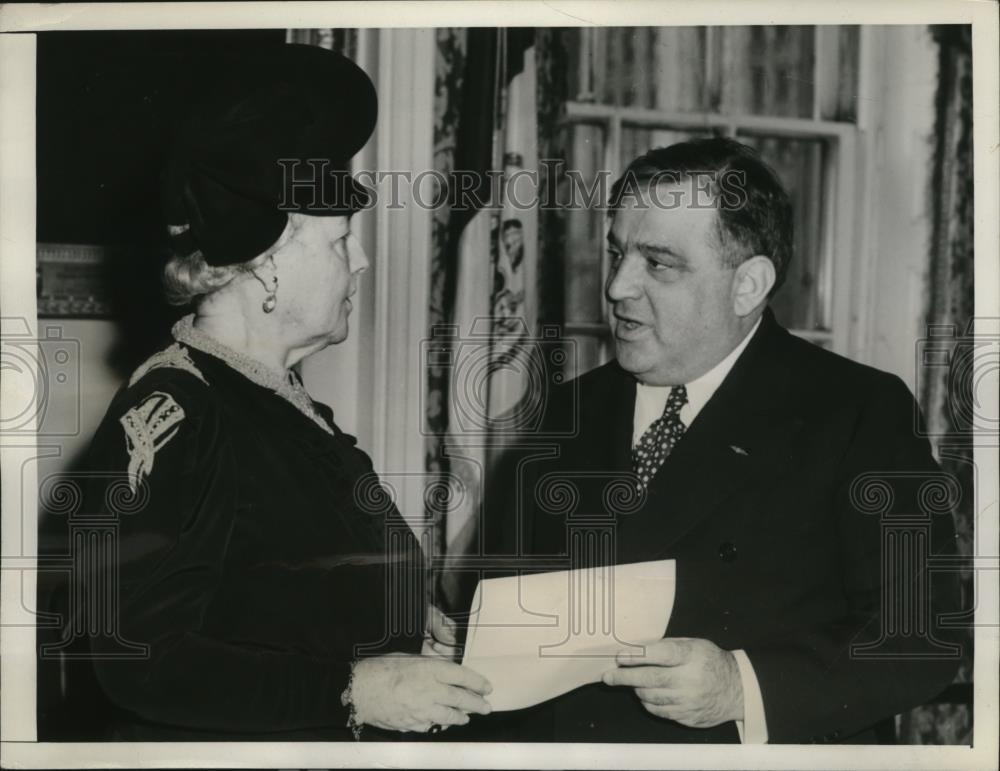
[[347, 234, 369, 274]]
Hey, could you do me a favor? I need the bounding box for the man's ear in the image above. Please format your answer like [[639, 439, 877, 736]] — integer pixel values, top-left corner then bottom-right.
[[732, 256, 776, 317]]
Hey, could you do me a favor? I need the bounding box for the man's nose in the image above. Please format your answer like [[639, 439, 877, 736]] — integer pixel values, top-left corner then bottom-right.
[[606, 254, 641, 302], [347, 234, 369, 274]]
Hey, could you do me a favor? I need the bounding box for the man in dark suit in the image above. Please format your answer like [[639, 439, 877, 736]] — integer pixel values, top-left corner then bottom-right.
[[489, 138, 961, 744]]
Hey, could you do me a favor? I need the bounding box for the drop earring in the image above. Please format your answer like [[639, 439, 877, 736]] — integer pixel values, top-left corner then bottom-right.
[[251, 270, 279, 314], [262, 276, 278, 313]]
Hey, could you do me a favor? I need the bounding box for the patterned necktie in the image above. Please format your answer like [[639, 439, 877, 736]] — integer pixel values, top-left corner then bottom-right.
[[632, 385, 688, 492]]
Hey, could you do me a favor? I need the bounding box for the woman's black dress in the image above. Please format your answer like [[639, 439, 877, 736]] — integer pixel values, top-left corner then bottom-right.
[[78, 316, 426, 740]]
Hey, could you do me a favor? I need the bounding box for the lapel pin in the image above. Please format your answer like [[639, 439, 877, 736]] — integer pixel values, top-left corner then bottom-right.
[[729, 445, 749, 456]]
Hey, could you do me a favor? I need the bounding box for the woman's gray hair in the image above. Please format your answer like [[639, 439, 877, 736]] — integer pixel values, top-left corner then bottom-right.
[[163, 216, 299, 306]]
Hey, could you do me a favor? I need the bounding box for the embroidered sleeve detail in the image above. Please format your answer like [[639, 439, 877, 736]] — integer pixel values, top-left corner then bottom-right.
[[119, 391, 187, 492], [128, 343, 208, 388]]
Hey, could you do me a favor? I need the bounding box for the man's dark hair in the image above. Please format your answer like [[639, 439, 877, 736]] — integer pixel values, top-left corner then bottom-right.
[[609, 137, 794, 295]]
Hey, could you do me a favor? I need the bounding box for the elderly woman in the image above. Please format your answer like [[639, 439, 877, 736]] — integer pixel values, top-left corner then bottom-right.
[[80, 44, 490, 740]]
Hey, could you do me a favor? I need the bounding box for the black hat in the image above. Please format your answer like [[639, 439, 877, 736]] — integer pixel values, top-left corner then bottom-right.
[[163, 44, 377, 266]]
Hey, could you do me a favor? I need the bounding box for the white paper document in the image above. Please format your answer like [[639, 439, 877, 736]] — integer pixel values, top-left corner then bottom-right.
[[461, 560, 676, 711]]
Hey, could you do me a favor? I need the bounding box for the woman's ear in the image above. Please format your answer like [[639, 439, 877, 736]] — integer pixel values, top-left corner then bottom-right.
[[249, 251, 279, 280], [732, 255, 777, 317]]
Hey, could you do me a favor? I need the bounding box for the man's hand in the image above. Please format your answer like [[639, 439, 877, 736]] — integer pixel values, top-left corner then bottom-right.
[[602, 637, 744, 728]]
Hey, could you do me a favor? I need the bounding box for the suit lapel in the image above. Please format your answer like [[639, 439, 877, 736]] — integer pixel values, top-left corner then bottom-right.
[[619, 312, 804, 558], [577, 361, 636, 474]]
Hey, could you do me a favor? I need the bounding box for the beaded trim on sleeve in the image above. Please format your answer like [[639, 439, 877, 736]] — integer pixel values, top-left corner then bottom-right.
[[172, 314, 335, 438], [341, 660, 364, 740], [128, 342, 208, 388]]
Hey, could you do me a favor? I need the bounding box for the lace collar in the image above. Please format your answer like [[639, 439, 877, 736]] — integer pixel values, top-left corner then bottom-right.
[[172, 314, 336, 437]]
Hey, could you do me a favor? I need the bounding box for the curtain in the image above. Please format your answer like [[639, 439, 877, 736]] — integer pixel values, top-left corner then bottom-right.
[[535, 28, 570, 326], [899, 24, 974, 746]]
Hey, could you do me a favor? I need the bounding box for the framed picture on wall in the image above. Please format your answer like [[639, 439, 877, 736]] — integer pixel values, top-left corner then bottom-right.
[[36, 243, 112, 318]]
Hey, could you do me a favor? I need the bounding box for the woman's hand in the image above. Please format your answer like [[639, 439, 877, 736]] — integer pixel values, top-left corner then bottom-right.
[[421, 605, 461, 661], [349, 654, 493, 733]]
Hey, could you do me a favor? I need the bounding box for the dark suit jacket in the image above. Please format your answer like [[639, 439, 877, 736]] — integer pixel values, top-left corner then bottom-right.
[[479, 309, 961, 744]]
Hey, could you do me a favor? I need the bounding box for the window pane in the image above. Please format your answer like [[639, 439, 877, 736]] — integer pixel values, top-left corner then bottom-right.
[[815, 26, 860, 123], [572, 27, 709, 109], [586, 27, 666, 108], [737, 133, 830, 332], [571, 26, 860, 121], [576, 26, 818, 117], [718, 26, 816, 118], [620, 126, 717, 168], [833, 26, 860, 122], [651, 27, 709, 111]]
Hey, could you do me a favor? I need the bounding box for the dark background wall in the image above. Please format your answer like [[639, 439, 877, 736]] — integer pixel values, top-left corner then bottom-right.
[[37, 29, 285, 246]]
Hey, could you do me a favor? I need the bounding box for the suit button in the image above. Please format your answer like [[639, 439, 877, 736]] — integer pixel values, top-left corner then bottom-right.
[[718, 541, 737, 562]]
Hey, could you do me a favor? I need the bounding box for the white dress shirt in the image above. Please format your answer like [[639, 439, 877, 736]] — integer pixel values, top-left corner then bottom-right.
[[630, 316, 768, 743]]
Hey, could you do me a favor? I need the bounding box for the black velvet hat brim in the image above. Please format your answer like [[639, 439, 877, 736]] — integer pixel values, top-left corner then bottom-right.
[[164, 44, 377, 266]]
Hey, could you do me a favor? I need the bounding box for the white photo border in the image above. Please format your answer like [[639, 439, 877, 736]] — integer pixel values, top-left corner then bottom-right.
[[1, 2, 997, 769]]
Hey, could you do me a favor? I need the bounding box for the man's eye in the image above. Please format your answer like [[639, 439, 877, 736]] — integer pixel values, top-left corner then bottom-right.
[[647, 259, 679, 273], [607, 250, 623, 266]]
